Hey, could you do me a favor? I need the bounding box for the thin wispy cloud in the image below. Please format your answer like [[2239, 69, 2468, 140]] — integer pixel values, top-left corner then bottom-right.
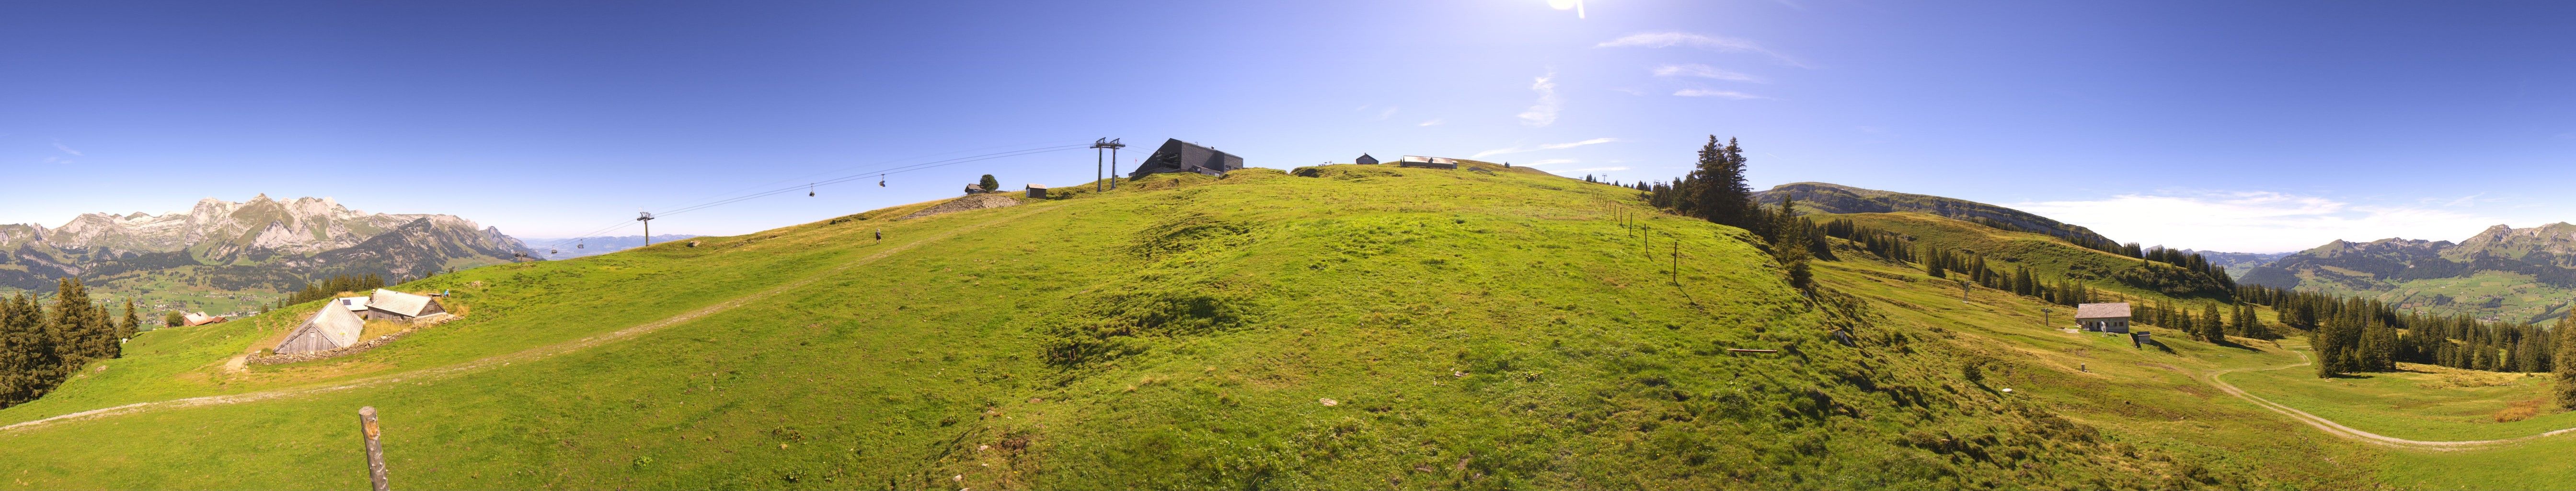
[[2008, 190, 2516, 252], [1674, 89, 1765, 99], [1523, 158, 1578, 166], [1598, 32, 1809, 68], [1518, 69, 1561, 127], [1569, 166, 1630, 173], [52, 141, 82, 156], [1652, 63, 1760, 82], [1472, 137, 1620, 158], [1378, 106, 1399, 120], [1417, 118, 1445, 127]]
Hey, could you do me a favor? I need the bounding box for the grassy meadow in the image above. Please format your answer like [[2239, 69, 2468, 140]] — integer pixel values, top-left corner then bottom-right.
[[0, 163, 2570, 489]]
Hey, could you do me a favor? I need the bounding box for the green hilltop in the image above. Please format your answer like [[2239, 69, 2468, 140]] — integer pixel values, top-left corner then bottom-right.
[[0, 165, 2570, 489]]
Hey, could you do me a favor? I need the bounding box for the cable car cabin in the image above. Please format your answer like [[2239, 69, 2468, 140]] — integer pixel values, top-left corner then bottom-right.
[[2074, 302, 2132, 333], [1127, 139, 1243, 178]]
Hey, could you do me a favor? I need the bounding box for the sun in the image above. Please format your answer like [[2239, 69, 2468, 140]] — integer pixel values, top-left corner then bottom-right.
[[1544, 0, 1587, 18]]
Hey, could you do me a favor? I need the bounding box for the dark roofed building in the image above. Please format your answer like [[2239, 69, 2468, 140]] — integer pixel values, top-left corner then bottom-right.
[[1128, 139, 1243, 178], [1355, 153, 1379, 165], [964, 183, 986, 194]]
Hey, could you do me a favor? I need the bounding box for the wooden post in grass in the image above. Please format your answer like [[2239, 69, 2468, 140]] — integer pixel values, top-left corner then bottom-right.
[[1670, 235, 1679, 286], [358, 406, 390, 491]]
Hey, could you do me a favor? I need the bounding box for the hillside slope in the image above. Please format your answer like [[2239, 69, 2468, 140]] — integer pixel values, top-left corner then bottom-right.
[[1754, 182, 2118, 248], [1818, 211, 2233, 301], [0, 164, 2239, 489]]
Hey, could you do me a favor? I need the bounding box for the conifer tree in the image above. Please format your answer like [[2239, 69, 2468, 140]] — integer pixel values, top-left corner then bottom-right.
[[118, 300, 139, 345], [2557, 314, 2576, 409], [2200, 303, 2225, 343], [1686, 136, 1755, 230], [0, 293, 44, 406], [1770, 194, 1812, 290]]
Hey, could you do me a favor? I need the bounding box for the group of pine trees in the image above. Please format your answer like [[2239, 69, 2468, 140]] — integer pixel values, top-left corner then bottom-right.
[[2239, 284, 2568, 377], [1620, 136, 1820, 290], [0, 279, 138, 408], [271, 273, 386, 311]]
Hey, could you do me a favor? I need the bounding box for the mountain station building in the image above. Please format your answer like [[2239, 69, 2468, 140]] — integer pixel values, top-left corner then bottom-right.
[[1128, 139, 1244, 178]]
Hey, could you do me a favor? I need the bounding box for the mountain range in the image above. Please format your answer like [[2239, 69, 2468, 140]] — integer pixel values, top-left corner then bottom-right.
[[0, 194, 535, 293], [2242, 222, 2576, 323]]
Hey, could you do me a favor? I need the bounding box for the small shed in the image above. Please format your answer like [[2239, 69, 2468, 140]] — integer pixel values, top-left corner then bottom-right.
[[1398, 155, 1458, 169], [365, 289, 447, 323], [276, 302, 367, 354], [1355, 154, 1379, 165], [964, 183, 987, 195], [1025, 184, 1049, 199], [2075, 302, 2132, 333]]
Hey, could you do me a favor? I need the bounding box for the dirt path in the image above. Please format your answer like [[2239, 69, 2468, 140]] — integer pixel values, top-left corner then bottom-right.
[[0, 203, 1055, 434], [2203, 351, 2576, 450]]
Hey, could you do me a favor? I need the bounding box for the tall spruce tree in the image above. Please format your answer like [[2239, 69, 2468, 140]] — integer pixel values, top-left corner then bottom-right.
[[2556, 315, 2576, 409], [2200, 303, 2225, 343], [0, 293, 38, 405], [118, 299, 139, 345], [1771, 193, 1813, 290], [1686, 136, 1755, 230]]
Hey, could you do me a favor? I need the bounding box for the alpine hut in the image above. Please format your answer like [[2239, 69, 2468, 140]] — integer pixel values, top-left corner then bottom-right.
[[364, 289, 447, 323], [1355, 153, 1380, 165], [1397, 155, 1458, 169], [1025, 184, 1049, 199], [2075, 302, 2133, 333], [964, 183, 987, 195], [275, 299, 368, 354], [1127, 139, 1244, 178]]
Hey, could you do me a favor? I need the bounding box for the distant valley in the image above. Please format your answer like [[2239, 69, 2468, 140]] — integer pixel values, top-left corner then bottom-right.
[[517, 234, 702, 259], [0, 195, 534, 318]]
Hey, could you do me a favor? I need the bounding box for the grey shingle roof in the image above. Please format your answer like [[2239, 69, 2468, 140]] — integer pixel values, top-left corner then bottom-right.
[[368, 289, 437, 317], [2074, 302, 2131, 319]]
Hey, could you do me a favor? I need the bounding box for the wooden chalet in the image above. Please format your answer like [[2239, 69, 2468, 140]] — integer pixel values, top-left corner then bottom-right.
[[2075, 302, 2132, 333]]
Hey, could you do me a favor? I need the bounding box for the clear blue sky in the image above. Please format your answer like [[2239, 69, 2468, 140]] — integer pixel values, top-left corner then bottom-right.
[[6, 1, 2574, 252]]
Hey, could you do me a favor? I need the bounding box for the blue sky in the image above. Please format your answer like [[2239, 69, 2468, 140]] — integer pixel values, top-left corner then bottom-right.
[[5, 1, 2574, 252]]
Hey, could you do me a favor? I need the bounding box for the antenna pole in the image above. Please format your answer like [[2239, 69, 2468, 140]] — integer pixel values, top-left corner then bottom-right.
[[636, 211, 656, 246]]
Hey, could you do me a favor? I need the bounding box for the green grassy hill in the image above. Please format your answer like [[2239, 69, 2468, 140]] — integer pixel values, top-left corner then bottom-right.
[[1818, 212, 2232, 301], [0, 163, 2563, 489]]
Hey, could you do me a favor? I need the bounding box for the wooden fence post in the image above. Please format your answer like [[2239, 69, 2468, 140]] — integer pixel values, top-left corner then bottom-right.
[[359, 406, 390, 491]]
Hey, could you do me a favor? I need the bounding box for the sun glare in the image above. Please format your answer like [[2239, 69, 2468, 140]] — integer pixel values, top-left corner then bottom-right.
[[1545, 0, 1587, 18]]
